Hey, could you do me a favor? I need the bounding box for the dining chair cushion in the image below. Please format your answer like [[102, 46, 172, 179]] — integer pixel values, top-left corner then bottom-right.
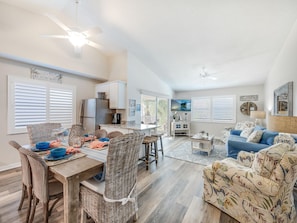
[[81, 178, 105, 194]]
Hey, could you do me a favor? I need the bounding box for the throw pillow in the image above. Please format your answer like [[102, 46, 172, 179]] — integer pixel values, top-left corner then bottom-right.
[[230, 129, 242, 136], [273, 134, 296, 150], [247, 130, 263, 143], [259, 130, 279, 145], [240, 127, 254, 138]]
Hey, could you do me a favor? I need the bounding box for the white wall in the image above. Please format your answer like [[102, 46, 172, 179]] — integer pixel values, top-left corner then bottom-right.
[[264, 20, 297, 115], [107, 51, 128, 82], [0, 59, 101, 168], [126, 52, 173, 124], [0, 3, 109, 81], [175, 84, 264, 137], [0, 3, 110, 169]]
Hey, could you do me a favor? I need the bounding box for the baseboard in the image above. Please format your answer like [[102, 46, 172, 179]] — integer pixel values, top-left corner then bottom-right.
[[0, 162, 21, 172]]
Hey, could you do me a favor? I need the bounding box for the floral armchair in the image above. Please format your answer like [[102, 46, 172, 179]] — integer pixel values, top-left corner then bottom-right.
[[203, 143, 297, 223]]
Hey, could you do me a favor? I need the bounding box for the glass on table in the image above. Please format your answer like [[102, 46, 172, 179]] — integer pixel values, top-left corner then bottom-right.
[[72, 136, 83, 148]]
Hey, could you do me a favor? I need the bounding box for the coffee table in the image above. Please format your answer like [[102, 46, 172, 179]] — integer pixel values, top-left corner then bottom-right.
[[190, 135, 214, 156]]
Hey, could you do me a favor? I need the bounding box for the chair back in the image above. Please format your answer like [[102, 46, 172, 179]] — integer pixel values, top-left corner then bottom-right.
[[27, 123, 62, 145], [20, 147, 50, 203], [68, 124, 84, 146], [95, 129, 108, 138], [104, 132, 144, 200], [107, 131, 124, 139], [9, 140, 32, 188]]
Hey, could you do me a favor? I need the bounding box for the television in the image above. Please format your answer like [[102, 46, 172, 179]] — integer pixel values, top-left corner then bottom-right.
[[171, 99, 191, 111]]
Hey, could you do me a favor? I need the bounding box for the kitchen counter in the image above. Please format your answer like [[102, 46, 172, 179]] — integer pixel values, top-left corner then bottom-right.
[[99, 124, 158, 131]]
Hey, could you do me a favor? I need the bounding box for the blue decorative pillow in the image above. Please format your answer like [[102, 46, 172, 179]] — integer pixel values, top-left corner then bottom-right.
[[230, 129, 242, 136], [254, 125, 266, 131], [259, 131, 278, 145], [266, 136, 274, 145]]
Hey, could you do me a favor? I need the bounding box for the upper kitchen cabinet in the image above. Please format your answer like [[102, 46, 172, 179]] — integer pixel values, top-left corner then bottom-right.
[[95, 80, 126, 109]]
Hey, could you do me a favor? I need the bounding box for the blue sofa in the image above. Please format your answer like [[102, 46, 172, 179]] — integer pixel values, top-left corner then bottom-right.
[[226, 129, 279, 159]]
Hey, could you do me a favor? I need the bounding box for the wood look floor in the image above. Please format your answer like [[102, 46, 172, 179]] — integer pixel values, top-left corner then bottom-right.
[[1, 136, 296, 223]]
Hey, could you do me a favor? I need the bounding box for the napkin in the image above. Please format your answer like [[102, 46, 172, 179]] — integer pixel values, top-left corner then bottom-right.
[[89, 141, 108, 149]]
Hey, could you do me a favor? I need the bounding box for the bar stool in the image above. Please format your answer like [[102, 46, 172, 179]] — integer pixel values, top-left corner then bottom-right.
[[152, 132, 164, 156], [140, 136, 158, 170]]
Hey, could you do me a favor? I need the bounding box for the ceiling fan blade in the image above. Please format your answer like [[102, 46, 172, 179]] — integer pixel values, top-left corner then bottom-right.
[[45, 13, 72, 33], [86, 40, 102, 50], [82, 27, 102, 37], [41, 35, 69, 39]]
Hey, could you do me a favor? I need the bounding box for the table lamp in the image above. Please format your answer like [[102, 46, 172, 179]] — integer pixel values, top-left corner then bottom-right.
[[250, 111, 266, 126]]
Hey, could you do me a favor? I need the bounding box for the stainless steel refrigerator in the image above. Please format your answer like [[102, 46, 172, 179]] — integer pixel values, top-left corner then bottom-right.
[[80, 98, 114, 133]]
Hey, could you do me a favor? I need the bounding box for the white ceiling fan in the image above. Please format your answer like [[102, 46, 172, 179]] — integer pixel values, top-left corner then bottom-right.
[[42, 0, 102, 54], [199, 67, 218, 80]]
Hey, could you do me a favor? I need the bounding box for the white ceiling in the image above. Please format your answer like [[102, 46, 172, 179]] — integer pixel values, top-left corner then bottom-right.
[[2, 0, 297, 91]]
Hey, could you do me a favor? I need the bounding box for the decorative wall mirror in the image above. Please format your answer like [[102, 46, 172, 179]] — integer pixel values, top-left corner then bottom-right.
[[240, 102, 257, 115], [274, 81, 293, 116]]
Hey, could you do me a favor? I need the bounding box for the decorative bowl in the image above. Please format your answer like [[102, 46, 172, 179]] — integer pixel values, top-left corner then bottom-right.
[[36, 142, 50, 150], [50, 148, 66, 158]]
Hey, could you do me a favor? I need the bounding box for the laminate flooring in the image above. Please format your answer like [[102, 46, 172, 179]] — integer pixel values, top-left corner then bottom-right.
[[0, 136, 296, 223]]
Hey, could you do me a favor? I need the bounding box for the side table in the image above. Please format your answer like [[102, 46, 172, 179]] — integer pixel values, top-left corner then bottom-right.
[[190, 135, 214, 156]]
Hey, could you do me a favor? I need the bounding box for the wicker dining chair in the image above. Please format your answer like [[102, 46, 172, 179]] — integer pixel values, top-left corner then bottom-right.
[[95, 129, 108, 138], [68, 124, 84, 146], [20, 147, 63, 223], [8, 140, 32, 223], [106, 130, 124, 139], [80, 132, 145, 223], [27, 123, 62, 145]]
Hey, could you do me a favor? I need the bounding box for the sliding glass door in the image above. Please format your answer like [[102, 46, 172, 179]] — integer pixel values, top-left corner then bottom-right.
[[141, 94, 169, 135]]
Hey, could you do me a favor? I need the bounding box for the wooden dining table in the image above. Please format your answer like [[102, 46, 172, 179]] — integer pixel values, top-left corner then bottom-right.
[[49, 156, 103, 223], [24, 144, 105, 223]]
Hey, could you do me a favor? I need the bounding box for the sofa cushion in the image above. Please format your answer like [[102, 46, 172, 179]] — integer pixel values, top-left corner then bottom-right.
[[259, 130, 278, 145], [247, 130, 263, 143], [227, 135, 269, 158], [254, 125, 266, 131], [235, 121, 255, 130], [230, 129, 242, 136], [240, 127, 254, 138]]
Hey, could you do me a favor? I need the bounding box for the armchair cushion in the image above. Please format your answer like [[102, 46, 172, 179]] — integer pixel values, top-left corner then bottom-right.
[[212, 159, 280, 196], [274, 134, 295, 149], [237, 151, 255, 167]]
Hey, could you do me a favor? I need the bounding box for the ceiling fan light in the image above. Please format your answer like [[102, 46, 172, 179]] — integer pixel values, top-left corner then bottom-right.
[[68, 31, 87, 47]]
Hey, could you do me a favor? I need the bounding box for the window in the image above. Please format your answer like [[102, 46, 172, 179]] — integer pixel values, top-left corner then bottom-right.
[[191, 95, 236, 123], [8, 76, 76, 134]]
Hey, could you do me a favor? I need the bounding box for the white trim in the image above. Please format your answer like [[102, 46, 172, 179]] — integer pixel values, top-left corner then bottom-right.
[[0, 162, 21, 172]]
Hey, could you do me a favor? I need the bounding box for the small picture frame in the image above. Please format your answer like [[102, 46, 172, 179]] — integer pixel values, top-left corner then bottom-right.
[[129, 99, 136, 117]]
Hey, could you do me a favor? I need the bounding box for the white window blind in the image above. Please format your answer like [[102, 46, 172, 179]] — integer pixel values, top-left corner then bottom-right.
[[212, 96, 236, 123], [191, 95, 236, 123], [191, 97, 211, 122], [8, 76, 76, 134]]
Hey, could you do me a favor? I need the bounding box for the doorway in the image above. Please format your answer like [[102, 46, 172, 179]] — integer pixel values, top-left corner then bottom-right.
[[141, 94, 169, 135]]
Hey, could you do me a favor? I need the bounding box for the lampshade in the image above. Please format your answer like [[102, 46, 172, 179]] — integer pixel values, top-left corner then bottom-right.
[[250, 111, 266, 119]]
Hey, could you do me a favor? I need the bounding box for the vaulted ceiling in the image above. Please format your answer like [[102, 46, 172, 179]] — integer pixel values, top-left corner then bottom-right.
[[2, 0, 297, 91]]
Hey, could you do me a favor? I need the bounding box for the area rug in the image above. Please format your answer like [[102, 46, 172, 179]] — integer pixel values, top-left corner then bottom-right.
[[165, 140, 227, 166]]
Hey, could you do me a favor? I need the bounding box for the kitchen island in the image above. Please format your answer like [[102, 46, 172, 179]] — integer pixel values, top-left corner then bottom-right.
[[99, 124, 158, 135]]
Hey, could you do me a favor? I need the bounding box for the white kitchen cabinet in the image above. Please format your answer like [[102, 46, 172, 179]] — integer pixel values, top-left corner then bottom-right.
[[95, 80, 126, 109]]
